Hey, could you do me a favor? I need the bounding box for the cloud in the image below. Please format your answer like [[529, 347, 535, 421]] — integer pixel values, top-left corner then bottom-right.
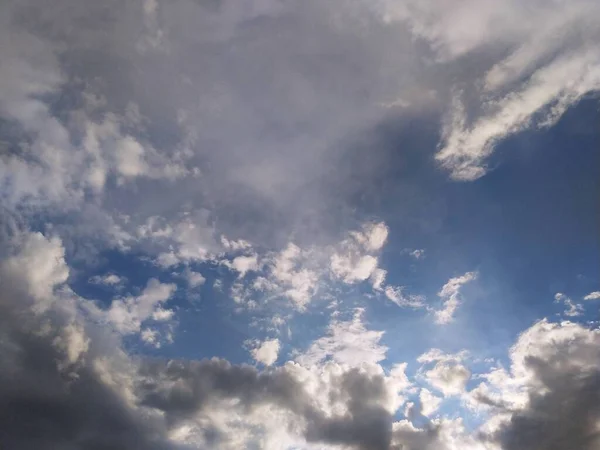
[[227, 254, 259, 278], [183, 268, 206, 288], [384, 286, 426, 309], [419, 388, 442, 417], [409, 249, 425, 260], [473, 319, 600, 450], [5, 232, 600, 450], [105, 278, 177, 335], [330, 222, 389, 284], [584, 291, 600, 301], [1, 232, 69, 303], [265, 243, 320, 309], [220, 221, 397, 311], [554, 292, 584, 317], [2, 1, 600, 449], [380, 0, 600, 180], [297, 308, 389, 368], [418, 350, 471, 397], [90, 273, 125, 286], [249, 338, 281, 366], [0, 232, 172, 449], [434, 271, 477, 324], [370, 268, 387, 291]]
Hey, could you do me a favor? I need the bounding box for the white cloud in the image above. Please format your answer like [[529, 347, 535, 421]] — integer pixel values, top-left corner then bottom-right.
[[228, 254, 259, 278], [250, 338, 281, 366], [434, 271, 477, 324], [106, 278, 177, 335], [266, 243, 319, 309], [1, 232, 69, 304], [115, 135, 148, 179], [584, 291, 600, 301], [384, 285, 426, 309], [554, 292, 584, 317], [370, 267, 387, 291], [418, 349, 471, 397], [140, 328, 160, 347], [331, 253, 378, 283], [419, 388, 442, 417], [89, 273, 125, 286], [378, 0, 600, 181], [330, 222, 389, 284], [297, 308, 388, 367], [409, 249, 425, 260], [360, 221, 390, 252], [425, 361, 471, 396], [184, 268, 206, 288]]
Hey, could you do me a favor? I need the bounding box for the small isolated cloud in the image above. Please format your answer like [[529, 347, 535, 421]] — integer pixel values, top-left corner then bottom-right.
[[140, 328, 160, 348], [249, 338, 280, 366], [330, 222, 389, 284], [89, 273, 125, 286], [384, 285, 425, 309], [584, 291, 600, 301], [183, 268, 205, 288], [434, 271, 477, 324], [555, 292, 584, 317], [408, 249, 425, 260], [106, 278, 177, 335]]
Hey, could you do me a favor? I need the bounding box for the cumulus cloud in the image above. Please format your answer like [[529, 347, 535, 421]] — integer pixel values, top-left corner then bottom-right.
[[468, 319, 600, 450], [183, 268, 206, 288], [418, 350, 471, 397], [0, 232, 171, 449], [250, 338, 281, 366], [105, 278, 177, 335], [584, 291, 600, 301], [4, 232, 600, 450], [297, 308, 388, 367], [330, 222, 388, 284], [419, 388, 442, 417]]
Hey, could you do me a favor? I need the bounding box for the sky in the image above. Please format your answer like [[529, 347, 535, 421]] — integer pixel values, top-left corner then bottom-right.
[[0, 1, 599, 449]]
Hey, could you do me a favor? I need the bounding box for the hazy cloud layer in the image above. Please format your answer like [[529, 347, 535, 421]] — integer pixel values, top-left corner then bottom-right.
[[1, 0, 599, 449]]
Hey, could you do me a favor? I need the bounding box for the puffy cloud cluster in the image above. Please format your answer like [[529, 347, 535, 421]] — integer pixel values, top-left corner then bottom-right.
[[466, 319, 600, 450], [2, 231, 600, 450]]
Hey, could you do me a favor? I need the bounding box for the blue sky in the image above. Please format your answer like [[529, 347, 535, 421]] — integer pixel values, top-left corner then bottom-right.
[[1, 1, 600, 450]]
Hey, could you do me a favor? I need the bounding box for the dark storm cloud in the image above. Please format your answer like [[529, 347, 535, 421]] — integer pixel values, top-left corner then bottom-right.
[[496, 356, 600, 450], [140, 359, 397, 450], [0, 267, 173, 450]]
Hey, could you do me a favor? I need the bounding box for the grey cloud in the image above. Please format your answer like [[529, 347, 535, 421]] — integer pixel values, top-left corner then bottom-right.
[[0, 260, 172, 450], [495, 348, 600, 450], [0, 0, 436, 252], [140, 359, 396, 450]]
